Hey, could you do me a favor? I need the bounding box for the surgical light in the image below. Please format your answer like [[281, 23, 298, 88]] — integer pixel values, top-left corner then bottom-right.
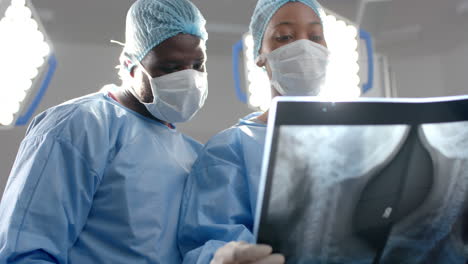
[[0, 0, 55, 128], [321, 13, 361, 99], [242, 33, 271, 111], [238, 9, 367, 111]]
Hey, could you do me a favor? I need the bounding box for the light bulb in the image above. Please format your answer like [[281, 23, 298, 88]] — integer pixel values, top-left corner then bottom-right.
[[0, 113, 14, 126]]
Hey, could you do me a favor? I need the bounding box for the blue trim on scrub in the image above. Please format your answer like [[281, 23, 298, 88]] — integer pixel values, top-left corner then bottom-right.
[[360, 29, 374, 94], [232, 39, 248, 104], [16, 54, 58, 126]]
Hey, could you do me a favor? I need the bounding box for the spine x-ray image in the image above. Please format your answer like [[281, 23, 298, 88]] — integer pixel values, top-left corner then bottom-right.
[[258, 121, 468, 264]]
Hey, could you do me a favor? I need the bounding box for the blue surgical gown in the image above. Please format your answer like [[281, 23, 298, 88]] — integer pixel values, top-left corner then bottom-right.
[[0, 89, 202, 264], [178, 112, 266, 263]]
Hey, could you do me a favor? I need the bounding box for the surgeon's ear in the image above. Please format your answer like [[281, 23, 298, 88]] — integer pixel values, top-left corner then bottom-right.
[[129, 66, 136, 78], [256, 55, 266, 68]]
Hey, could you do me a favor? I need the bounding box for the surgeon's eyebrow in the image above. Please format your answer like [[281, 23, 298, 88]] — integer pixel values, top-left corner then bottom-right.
[[273, 21, 322, 28]]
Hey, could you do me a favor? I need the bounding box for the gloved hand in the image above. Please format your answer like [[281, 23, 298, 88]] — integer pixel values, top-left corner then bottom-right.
[[210, 241, 285, 264]]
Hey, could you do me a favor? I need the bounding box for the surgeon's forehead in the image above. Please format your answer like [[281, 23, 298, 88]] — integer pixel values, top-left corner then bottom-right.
[[267, 2, 322, 28], [143, 34, 206, 63]]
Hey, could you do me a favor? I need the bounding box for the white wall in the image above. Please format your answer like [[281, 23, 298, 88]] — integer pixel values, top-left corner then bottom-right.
[[390, 55, 446, 97], [0, 42, 251, 197], [442, 42, 468, 96], [389, 42, 468, 98]]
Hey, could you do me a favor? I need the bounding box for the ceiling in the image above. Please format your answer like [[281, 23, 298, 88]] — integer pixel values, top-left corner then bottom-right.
[[30, 0, 468, 57], [360, 0, 468, 57]]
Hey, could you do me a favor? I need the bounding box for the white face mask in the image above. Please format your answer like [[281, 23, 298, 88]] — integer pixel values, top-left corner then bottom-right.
[[137, 67, 208, 123], [257, 39, 330, 96]]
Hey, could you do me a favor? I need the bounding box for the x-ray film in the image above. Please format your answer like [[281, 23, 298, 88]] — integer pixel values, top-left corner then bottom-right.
[[255, 96, 468, 264]]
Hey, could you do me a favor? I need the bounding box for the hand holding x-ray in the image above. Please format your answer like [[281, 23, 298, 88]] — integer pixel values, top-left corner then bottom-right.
[[210, 241, 285, 264]]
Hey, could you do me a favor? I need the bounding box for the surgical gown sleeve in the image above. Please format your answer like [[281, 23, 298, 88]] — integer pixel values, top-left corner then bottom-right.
[[0, 106, 105, 263], [178, 129, 255, 264]]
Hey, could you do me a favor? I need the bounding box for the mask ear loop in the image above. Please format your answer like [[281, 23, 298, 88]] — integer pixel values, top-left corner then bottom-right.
[[125, 54, 155, 103], [131, 55, 152, 79], [255, 54, 267, 68]]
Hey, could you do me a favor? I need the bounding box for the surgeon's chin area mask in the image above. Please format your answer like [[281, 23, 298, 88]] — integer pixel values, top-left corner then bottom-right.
[[257, 39, 330, 96], [134, 64, 208, 124]]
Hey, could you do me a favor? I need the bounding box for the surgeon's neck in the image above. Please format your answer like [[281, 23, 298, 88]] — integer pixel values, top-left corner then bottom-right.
[[256, 89, 281, 124], [114, 86, 171, 127], [257, 111, 269, 124]]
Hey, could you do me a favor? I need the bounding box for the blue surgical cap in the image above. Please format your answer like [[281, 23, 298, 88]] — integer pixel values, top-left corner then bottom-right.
[[122, 0, 208, 69], [249, 0, 325, 59]]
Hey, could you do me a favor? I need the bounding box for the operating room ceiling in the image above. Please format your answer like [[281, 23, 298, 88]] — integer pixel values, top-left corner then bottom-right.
[[32, 0, 468, 57]]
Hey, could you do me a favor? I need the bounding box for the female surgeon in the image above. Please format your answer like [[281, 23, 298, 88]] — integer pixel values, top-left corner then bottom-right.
[[178, 0, 329, 263]]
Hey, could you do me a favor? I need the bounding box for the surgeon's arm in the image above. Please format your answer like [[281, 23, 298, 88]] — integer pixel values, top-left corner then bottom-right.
[[0, 135, 100, 263], [178, 158, 255, 264], [178, 129, 285, 264]]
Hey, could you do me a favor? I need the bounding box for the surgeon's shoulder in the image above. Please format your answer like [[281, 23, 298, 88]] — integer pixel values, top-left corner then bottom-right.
[[180, 133, 204, 155], [196, 125, 245, 167], [26, 92, 119, 141]]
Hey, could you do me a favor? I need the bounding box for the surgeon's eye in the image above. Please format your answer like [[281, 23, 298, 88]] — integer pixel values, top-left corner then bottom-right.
[[310, 35, 323, 42], [159, 66, 177, 74], [275, 35, 293, 42], [193, 63, 205, 71]]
